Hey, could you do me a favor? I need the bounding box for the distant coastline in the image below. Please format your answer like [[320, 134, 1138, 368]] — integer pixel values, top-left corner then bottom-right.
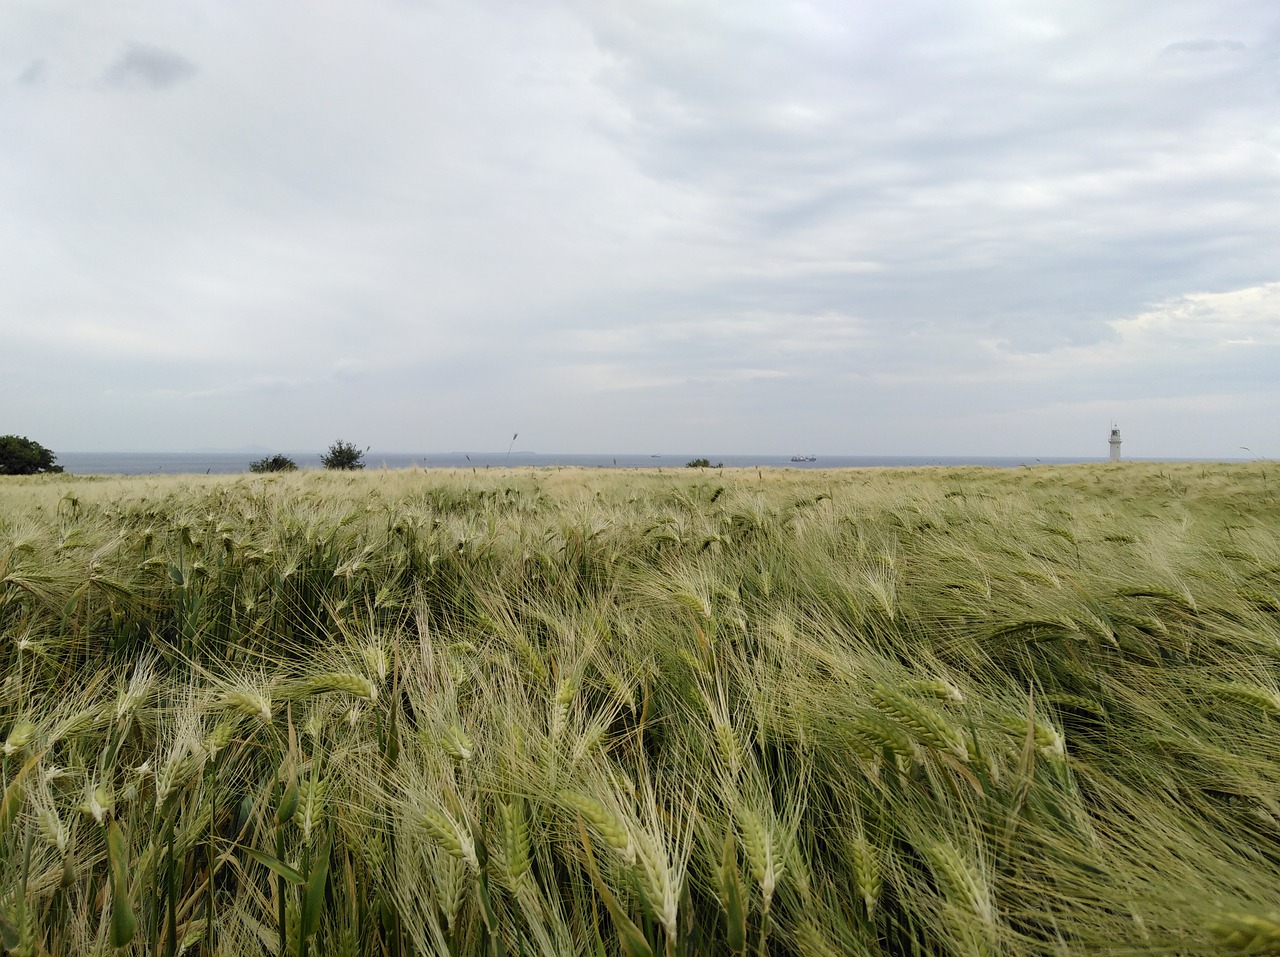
[[53, 451, 1123, 476]]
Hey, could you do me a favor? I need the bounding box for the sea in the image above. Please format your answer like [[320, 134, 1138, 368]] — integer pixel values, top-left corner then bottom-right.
[[53, 451, 1109, 476]]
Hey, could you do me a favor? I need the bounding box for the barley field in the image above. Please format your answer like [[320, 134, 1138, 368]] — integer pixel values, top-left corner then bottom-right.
[[2, 462, 1279, 956]]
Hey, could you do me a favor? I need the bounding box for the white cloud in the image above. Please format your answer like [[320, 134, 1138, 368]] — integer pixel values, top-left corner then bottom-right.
[[982, 283, 1280, 372], [1112, 284, 1280, 348], [1, 0, 1278, 456]]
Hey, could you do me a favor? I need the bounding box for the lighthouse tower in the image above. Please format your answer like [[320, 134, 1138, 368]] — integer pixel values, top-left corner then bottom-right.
[[1109, 426, 1122, 462]]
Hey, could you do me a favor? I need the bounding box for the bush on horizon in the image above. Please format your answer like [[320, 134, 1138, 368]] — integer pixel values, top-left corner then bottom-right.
[[321, 439, 366, 470], [249, 453, 298, 473], [0, 433, 64, 474]]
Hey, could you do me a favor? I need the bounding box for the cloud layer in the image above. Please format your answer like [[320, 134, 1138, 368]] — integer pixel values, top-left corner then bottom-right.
[[3, 0, 1278, 457]]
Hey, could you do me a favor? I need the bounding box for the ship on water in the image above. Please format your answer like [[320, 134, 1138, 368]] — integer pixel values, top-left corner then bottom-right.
[[790, 454, 817, 462]]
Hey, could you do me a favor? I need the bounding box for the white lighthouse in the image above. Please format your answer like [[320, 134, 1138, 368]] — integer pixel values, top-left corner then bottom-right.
[[1109, 426, 1122, 462]]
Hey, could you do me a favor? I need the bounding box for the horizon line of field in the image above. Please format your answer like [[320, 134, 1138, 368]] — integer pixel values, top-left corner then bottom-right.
[[45, 449, 1238, 477]]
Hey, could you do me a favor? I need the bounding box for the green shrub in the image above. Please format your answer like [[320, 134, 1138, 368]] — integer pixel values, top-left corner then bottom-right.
[[0, 434, 64, 474], [249, 453, 298, 473], [321, 440, 366, 470]]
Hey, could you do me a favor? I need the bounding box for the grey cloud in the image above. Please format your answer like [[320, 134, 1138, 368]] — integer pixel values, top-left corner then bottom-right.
[[1161, 39, 1247, 55], [16, 60, 46, 86], [104, 43, 197, 89], [572, 3, 1279, 355]]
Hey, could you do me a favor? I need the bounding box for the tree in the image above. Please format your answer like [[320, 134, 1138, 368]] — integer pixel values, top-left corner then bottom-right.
[[249, 453, 298, 473], [0, 435, 64, 475], [685, 458, 722, 469], [321, 440, 366, 470]]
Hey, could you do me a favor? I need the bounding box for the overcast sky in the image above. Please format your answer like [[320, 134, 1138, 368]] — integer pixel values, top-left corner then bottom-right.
[[3, 1, 1278, 458]]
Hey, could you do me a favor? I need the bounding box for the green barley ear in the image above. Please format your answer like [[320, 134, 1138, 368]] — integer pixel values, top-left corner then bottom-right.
[[793, 918, 844, 957], [298, 776, 326, 844], [219, 688, 273, 724], [870, 684, 968, 761], [79, 785, 114, 826], [276, 760, 300, 826], [848, 711, 915, 769], [362, 642, 390, 683], [550, 676, 576, 743], [1210, 912, 1280, 954], [419, 804, 479, 871], [905, 677, 964, 703], [296, 672, 377, 701], [717, 830, 748, 955], [848, 832, 882, 920], [36, 805, 67, 855], [440, 724, 473, 763], [630, 827, 679, 944], [999, 716, 1065, 759], [497, 798, 531, 888], [738, 808, 767, 885], [2, 719, 37, 757], [204, 715, 240, 760], [560, 791, 634, 863], [737, 808, 784, 914], [923, 839, 993, 926], [1209, 682, 1280, 716], [157, 747, 201, 808], [106, 820, 136, 947]]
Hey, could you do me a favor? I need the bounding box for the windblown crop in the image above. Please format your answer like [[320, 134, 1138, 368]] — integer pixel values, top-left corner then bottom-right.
[[2, 462, 1279, 955]]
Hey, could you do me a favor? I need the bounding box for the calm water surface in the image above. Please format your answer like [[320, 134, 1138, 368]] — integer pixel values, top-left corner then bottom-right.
[[55, 451, 1104, 476]]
